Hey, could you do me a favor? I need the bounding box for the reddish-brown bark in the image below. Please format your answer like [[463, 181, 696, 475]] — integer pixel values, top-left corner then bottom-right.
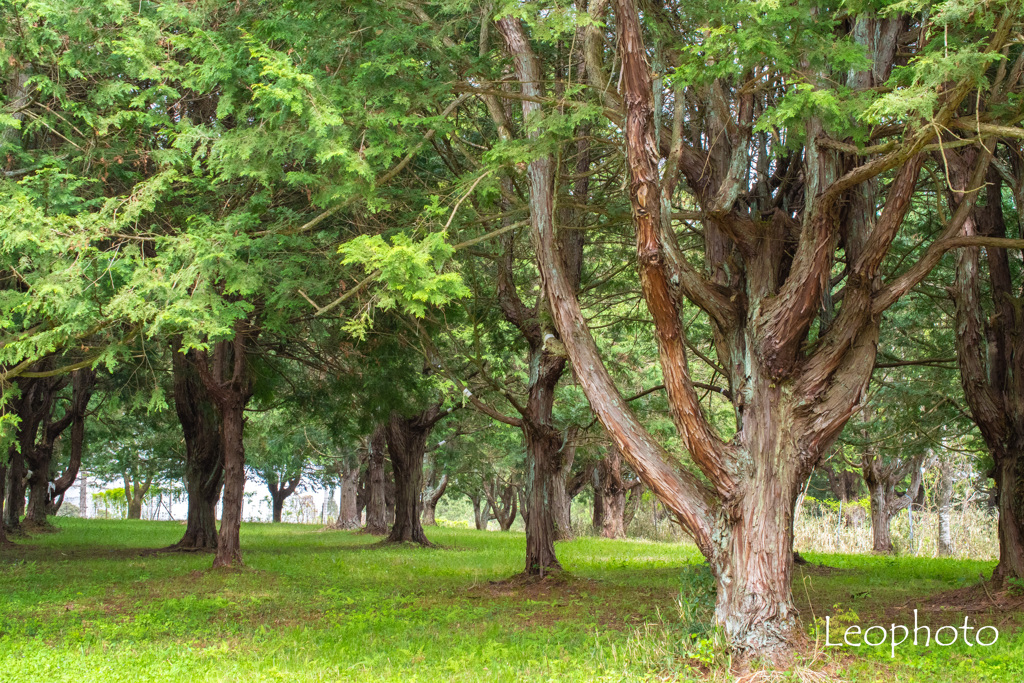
[[494, 1, 1011, 656], [947, 153, 1024, 583]]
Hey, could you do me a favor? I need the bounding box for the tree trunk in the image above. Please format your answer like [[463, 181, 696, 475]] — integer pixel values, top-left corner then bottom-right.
[[552, 443, 574, 540], [268, 475, 300, 524], [935, 460, 955, 557], [470, 492, 489, 530], [333, 466, 361, 529], [483, 478, 517, 531], [169, 347, 223, 551], [385, 406, 446, 545], [214, 398, 245, 565], [193, 324, 256, 569], [994, 451, 1024, 582], [271, 490, 285, 523], [421, 473, 448, 526], [127, 498, 144, 520], [867, 478, 893, 554], [523, 421, 562, 574], [591, 469, 604, 533], [622, 481, 643, 531], [599, 447, 627, 539], [864, 453, 924, 554], [79, 472, 88, 518], [947, 152, 1024, 583], [362, 424, 389, 535]]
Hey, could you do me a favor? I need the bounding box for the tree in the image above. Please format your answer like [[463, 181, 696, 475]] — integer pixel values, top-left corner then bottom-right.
[[501, 0, 1023, 655], [946, 148, 1024, 584], [168, 348, 223, 550]]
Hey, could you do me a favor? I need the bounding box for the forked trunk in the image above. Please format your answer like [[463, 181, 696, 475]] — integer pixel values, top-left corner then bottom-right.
[[524, 422, 561, 574], [170, 347, 223, 551], [470, 492, 489, 530], [994, 450, 1024, 583], [271, 493, 285, 523], [193, 324, 255, 568], [384, 407, 439, 546], [363, 425, 389, 535], [421, 473, 447, 527], [127, 499, 144, 520]]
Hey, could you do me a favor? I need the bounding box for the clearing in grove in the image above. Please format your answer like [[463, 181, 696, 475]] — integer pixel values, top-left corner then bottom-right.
[[0, 519, 1021, 682]]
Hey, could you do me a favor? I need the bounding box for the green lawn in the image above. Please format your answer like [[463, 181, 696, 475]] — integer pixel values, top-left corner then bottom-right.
[[0, 519, 1020, 682]]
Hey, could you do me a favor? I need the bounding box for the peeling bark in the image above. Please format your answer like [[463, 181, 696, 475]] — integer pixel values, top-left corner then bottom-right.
[[947, 154, 1024, 582]]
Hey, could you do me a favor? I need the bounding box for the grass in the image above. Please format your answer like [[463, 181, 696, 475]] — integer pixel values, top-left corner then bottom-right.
[[0, 519, 1021, 682]]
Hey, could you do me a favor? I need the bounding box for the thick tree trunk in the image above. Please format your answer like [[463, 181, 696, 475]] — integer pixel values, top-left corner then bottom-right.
[[127, 499, 143, 520], [214, 399, 245, 565], [25, 446, 55, 526], [384, 407, 440, 545], [333, 467, 361, 529], [591, 470, 604, 533], [994, 451, 1024, 582], [421, 473, 447, 526], [193, 325, 256, 569], [552, 447, 574, 540], [948, 155, 1023, 582], [598, 447, 627, 539], [523, 422, 561, 574], [267, 476, 300, 524], [864, 453, 923, 554], [271, 492, 285, 523], [363, 424, 389, 535], [170, 348, 223, 551]]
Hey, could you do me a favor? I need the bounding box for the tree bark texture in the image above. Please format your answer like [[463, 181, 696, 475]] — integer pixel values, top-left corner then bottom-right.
[[862, 451, 924, 554], [363, 424, 389, 535], [384, 405, 448, 545], [194, 322, 256, 568], [333, 465, 361, 529], [24, 369, 94, 526], [170, 348, 224, 550], [420, 472, 448, 527], [498, 1, 980, 655], [948, 153, 1024, 583]]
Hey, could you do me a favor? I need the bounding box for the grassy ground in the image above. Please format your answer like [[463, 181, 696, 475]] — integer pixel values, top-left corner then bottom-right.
[[0, 519, 1021, 682]]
